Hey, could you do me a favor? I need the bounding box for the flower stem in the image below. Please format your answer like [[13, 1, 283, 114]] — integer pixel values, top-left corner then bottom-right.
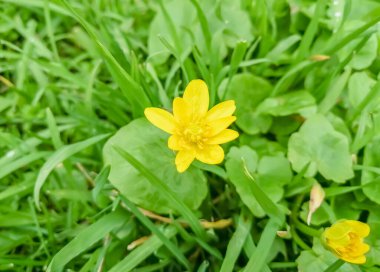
[[323, 259, 345, 272]]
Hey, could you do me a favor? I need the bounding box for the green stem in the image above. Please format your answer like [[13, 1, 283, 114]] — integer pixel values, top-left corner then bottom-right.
[[290, 227, 311, 250], [269, 262, 297, 269], [293, 217, 322, 237], [324, 259, 345, 272]]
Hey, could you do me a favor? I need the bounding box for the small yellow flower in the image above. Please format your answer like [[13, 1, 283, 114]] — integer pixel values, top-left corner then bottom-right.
[[322, 220, 370, 264], [144, 79, 239, 173]]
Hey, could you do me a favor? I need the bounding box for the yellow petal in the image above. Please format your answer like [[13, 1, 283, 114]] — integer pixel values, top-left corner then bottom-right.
[[183, 79, 209, 117], [324, 221, 351, 240], [144, 107, 176, 134], [196, 145, 224, 164], [175, 150, 195, 173], [350, 243, 370, 256], [345, 220, 370, 238], [341, 255, 366, 264], [327, 236, 350, 249], [173, 97, 190, 124], [206, 129, 239, 144], [208, 116, 237, 136], [168, 135, 182, 151], [205, 100, 236, 121]]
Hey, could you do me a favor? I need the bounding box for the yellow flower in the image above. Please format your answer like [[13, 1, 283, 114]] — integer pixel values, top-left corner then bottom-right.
[[144, 79, 239, 173], [322, 220, 370, 264]]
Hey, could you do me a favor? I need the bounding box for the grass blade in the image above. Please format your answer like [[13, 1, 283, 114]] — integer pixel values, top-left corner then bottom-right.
[[296, 0, 328, 61], [318, 68, 351, 114], [220, 210, 252, 272], [243, 218, 280, 272], [47, 210, 129, 272], [0, 152, 49, 180], [45, 108, 63, 149], [108, 226, 177, 272], [242, 159, 285, 225], [119, 195, 191, 269], [58, 0, 151, 117], [33, 133, 110, 209]]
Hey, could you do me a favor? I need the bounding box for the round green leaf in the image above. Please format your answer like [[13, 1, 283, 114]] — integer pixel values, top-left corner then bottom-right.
[[337, 23, 378, 70], [226, 146, 288, 217], [288, 114, 354, 183], [348, 72, 376, 107], [257, 90, 317, 117], [103, 118, 207, 214], [225, 74, 273, 134], [349, 34, 378, 70], [361, 138, 380, 204]]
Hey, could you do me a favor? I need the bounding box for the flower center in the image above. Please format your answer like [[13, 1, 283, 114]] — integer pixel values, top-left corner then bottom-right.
[[184, 123, 204, 143]]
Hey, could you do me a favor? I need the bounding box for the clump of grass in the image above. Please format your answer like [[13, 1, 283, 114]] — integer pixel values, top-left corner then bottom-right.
[[1, 0, 380, 271]]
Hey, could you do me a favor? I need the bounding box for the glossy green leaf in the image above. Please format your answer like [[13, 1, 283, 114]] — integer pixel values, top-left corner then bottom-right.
[[361, 137, 380, 204], [257, 90, 316, 117], [225, 146, 285, 222], [103, 118, 207, 214], [225, 74, 272, 134], [288, 114, 354, 183]]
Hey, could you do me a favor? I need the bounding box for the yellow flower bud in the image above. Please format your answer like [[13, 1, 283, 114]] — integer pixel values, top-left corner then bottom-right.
[[322, 220, 370, 264]]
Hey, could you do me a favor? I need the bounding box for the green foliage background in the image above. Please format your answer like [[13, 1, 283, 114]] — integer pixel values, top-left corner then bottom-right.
[[1, 0, 380, 271]]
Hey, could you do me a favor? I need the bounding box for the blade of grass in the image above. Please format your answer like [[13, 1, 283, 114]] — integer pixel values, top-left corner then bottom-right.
[[194, 237, 223, 261], [119, 195, 191, 269], [266, 35, 301, 61], [43, 0, 59, 61], [0, 179, 34, 202], [220, 210, 252, 272], [47, 210, 129, 272], [34, 133, 110, 209], [318, 68, 351, 114], [324, 13, 380, 55], [295, 0, 328, 62], [158, 35, 190, 83], [193, 46, 211, 83], [243, 218, 280, 272], [323, 259, 345, 272], [169, 215, 224, 260], [108, 226, 177, 272], [197, 261, 210, 272], [45, 108, 63, 149], [324, 176, 380, 197], [348, 80, 380, 123], [132, 260, 171, 272], [27, 197, 51, 258], [2, 0, 70, 16], [58, 0, 151, 117], [271, 60, 316, 96], [0, 151, 50, 180], [189, 0, 211, 53], [313, 32, 373, 102], [242, 158, 285, 225], [221, 40, 248, 101], [113, 146, 208, 240], [92, 166, 111, 203]]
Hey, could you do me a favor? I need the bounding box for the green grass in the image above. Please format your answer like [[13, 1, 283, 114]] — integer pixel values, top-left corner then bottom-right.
[[1, 0, 380, 271]]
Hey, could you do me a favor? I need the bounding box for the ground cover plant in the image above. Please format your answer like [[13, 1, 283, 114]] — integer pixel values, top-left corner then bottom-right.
[[1, 0, 380, 271]]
